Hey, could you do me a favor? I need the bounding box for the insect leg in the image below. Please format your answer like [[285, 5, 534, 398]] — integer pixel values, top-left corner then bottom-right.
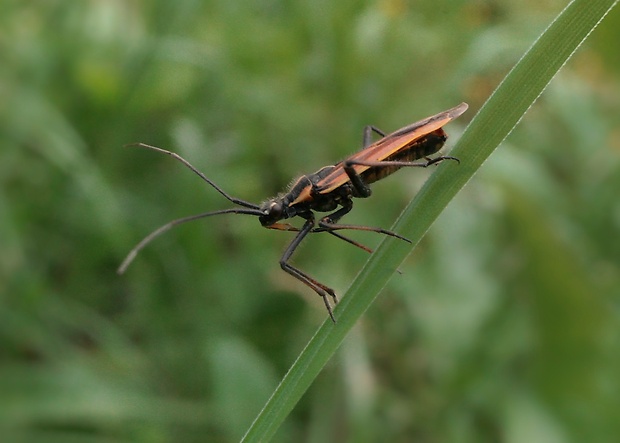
[[347, 155, 460, 169], [326, 231, 373, 253], [280, 218, 339, 322], [325, 230, 404, 275], [352, 126, 409, 196], [318, 220, 411, 243], [320, 199, 353, 224], [265, 220, 376, 254], [343, 160, 372, 197], [342, 154, 459, 198], [346, 125, 386, 195], [363, 125, 386, 148], [316, 200, 411, 243]]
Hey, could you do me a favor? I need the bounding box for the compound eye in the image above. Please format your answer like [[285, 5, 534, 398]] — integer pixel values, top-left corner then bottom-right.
[[269, 201, 283, 217]]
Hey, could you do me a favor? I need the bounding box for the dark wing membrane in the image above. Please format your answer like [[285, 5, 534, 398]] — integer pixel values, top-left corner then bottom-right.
[[315, 102, 468, 195]]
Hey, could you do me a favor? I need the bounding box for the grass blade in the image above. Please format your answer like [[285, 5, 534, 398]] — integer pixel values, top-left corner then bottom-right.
[[242, 0, 619, 441]]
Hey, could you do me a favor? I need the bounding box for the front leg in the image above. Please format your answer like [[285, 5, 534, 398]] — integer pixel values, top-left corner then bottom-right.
[[279, 217, 339, 322]]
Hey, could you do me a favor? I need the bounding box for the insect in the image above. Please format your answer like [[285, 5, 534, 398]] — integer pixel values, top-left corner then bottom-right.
[[118, 102, 468, 322]]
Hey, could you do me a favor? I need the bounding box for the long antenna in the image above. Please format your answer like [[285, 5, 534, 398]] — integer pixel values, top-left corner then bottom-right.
[[125, 143, 260, 210], [117, 207, 264, 274]]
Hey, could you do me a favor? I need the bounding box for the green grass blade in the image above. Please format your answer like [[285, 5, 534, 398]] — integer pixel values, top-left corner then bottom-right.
[[242, 0, 619, 441]]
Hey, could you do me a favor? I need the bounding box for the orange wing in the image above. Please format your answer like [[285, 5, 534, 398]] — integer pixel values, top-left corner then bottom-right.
[[314, 102, 468, 195]]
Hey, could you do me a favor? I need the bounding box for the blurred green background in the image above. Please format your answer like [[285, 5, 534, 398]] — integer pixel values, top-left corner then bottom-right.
[[1, 0, 619, 442]]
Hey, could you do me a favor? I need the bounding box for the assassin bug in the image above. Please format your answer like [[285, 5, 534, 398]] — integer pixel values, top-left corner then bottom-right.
[[118, 102, 468, 322]]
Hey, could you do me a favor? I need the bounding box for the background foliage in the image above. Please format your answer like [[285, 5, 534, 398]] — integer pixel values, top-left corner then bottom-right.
[[1, 1, 619, 442]]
